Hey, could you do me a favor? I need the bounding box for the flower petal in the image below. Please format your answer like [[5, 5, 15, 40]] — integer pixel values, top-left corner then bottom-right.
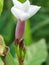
[[28, 5, 41, 18], [12, 0, 23, 10], [15, 20, 25, 40], [11, 6, 29, 21], [22, 0, 30, 12]]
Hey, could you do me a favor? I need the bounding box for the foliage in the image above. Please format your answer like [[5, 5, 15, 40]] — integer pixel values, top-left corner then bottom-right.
[[0, 0, 4, 15], [0, 0, 49, 65]]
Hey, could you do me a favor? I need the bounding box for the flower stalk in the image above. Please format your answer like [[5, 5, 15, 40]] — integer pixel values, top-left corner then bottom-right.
[[3, 46, 10, 65], [19, 58, 23, 65], [15, 39, 26, 65]]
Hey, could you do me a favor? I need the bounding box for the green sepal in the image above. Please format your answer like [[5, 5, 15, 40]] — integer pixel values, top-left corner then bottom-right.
[[15, 44, 26, 61], [15, 45, 20, 58], [19, 47, 26, 61]]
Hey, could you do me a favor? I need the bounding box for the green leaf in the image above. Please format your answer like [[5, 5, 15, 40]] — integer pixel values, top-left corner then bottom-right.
[[0, 11, 16, 45], [2, 18, 15, 45], [46, 54, 49, 65], [0, 58, 4, 65], [24, 20, 32, 45], [0, 0, 4, 15], [24, 39, 47, 65], [10, 39, 47, 65], [6, 53, 18, 65]]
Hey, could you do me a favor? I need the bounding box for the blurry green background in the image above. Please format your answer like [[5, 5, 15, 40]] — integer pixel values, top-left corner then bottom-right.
[[0, 0, 49, 65]]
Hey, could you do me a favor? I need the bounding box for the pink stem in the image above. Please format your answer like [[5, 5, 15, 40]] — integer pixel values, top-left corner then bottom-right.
[[15, 19, 25, 40]]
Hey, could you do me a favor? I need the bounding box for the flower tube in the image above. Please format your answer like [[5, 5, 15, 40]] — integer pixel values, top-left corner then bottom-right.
[[11, 0, 41, 40]]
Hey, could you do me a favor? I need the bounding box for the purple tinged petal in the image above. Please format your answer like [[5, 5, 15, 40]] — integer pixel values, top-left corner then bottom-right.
[[15, 19, 25, 40]]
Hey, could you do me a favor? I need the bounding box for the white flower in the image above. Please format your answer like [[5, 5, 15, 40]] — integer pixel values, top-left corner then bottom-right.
[[11, 0, 41, 21]]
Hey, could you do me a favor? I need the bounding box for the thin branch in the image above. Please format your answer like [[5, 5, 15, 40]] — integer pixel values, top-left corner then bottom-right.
[[3, 46, 10, 65]]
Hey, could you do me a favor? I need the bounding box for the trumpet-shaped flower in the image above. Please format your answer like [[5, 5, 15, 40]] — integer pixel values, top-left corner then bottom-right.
[[11, 0, 41, 21], [11, 0, 41, 40]]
